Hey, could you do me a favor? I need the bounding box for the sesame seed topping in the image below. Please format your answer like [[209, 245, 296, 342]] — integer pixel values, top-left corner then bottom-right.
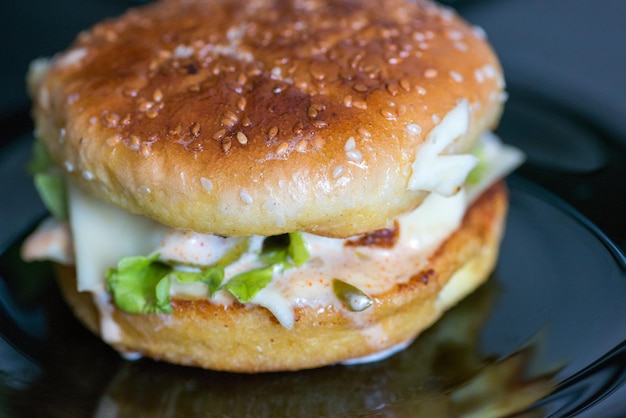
[[237, 97, 247, 111], [241, 116, 252, 127], [307, 106, 318, 118], [106, 134, 121, 146], [381, 107, 398, 120], [449, 71, 463, 82], [353, 83, 368, 92], [399, 78, 411, 92], [224, 110, 238, 122], [352, 100, 367, 110], [295, 139, 308, 152], [146, 109, 158, 119], [82, 170, 94, 181], [346, 149, 363, 163], [200, 177, 213, 192], [221, 137, 232, 153], [432, 114, 441, 124], [357, 127, 371, 138], [407, 123, 422, 135], [312, 120, 328, 129], [424, 69, 438, 78], [191, 123, 201, 137], [138, 100, 154, 112], [276, 142, 289, 155], [152, 88, 163, 103], [140, 142, 151, 157], [240, 189, 253, 205], [345, 136, 356, 151], [386, 83, 399, 96], [292, 121, 304, 134], [213, 129, 226, 140], [417, 87, 427, 95], [267, 126, 279, 140], [236, 131, 248, 145], [64, 161, 74, 172], [221, 118, 236, 128], [312, 134, 325, 149], [332, 165, 344, 178], [343, 95, 353, 108]]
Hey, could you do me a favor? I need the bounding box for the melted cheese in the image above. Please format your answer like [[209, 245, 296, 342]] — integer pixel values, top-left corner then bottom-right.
[[408, 100, 478, 195]]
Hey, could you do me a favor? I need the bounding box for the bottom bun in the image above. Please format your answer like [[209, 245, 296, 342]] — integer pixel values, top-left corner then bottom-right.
[[55, 182, 508, 373]]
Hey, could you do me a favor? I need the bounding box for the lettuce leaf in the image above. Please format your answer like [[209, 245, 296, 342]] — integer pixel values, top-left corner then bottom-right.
[[28, 141, 68, 219], [106, 254, 172, 314], [223, 266, 275, 303], [169, 266, 224, 297]]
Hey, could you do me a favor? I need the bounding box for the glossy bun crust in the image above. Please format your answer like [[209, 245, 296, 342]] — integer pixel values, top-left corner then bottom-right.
[[30, 0, 504, 237], [55, 182, 507, 373]]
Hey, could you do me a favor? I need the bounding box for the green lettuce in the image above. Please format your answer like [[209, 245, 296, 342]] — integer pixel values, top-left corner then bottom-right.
[[106, 233, 310, 314], [28, 141, 67, 219], [466, 143, 488, 186]]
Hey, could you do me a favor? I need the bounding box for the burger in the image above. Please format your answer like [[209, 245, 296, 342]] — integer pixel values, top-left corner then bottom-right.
[[22, 0, 523, 372]]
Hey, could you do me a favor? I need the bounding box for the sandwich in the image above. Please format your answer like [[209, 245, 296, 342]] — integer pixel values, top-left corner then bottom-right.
[[22, 0, 523, 372]]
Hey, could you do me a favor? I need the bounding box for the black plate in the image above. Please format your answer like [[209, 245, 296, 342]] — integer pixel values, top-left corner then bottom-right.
[[1, 116, 626, 416]]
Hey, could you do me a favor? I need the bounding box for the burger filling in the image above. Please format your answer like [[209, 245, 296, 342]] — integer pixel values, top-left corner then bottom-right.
[[23, 129, 522, 340]]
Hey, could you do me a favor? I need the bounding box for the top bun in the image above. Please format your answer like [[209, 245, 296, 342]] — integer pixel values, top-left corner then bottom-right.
[[30, 0, 504, 237]]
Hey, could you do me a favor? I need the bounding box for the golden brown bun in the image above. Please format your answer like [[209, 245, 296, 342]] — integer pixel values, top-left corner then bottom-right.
[[55, 182, 508, 373], [31, 0, 504, 237]]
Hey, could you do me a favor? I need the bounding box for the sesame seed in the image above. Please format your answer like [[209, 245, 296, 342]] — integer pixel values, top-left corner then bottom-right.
[[221, 118, 236, 128], [357, 127, 371, 138], [237, 73, 247, 85], [221, 137, 232, 153], [432, 114, 441, 124], [224, 110, 238, 122], [130, 135, 141, 149], [483, 64, 497, 78], [276, 142, 289, 155], [424, 69, 438, 78], [352, 100, 367, 110], [200, 177, 213, 192], [152, 88, 163, 103], [407, 123, 422, 135], [346, 149, 363, 162], [399, 78, 411, 92], [474, 69, 484, 83], [343, 95, 353, 108], [241, 116, 252, 127], [345, 136, 356, 151], [237, 97, 247, 111], [140, 142, 151, 157], [312, 134, 325, 149], [295, 139, 307, 152], [138, 186, 151, 194], [64, 161, 74, 172], [454, 42, 468, 52], [82, 170, 94, 181], [308, 106, 318, 118], [353, 83, 368, 92], [268, 126, 279, 140], [103, 113, 120, 128], [213, 129, 226, 140], [312, 120, 328, 129], [191, 123, 201, 137], [386, 83, 399, 96], [106, 134, 121, 146], [332, 165, 344, 178], [292, 121, 304, 134], [120, 113, 131, 126], [240, 189, 253, 205], [138, 101, 154, 112], [236, 131, 248, 144], [472, 25, 487, 40], [449, 71, 463, 83], [381, 107, 398, 120], [417, 87, 427, 95], [146, 109, 158, 119]]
